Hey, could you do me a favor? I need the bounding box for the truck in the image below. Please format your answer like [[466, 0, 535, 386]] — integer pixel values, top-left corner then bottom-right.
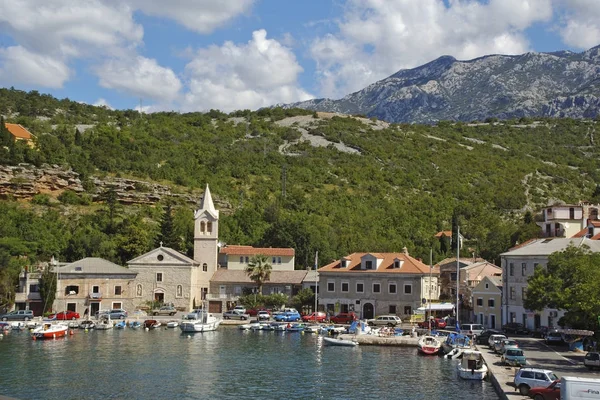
[[560, 376, 600, 399]]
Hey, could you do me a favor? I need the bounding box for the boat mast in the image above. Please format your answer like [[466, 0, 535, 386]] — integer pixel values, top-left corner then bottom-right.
[[456, 225, 460, 331], [314, 251, 318, 316], [429, 248, 433, 335]]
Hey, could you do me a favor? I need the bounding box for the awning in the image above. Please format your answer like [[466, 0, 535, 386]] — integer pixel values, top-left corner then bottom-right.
[[417, 303, 455, 312]]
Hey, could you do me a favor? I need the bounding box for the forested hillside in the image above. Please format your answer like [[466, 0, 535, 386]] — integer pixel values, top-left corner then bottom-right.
[[1, 88, 599, 307]]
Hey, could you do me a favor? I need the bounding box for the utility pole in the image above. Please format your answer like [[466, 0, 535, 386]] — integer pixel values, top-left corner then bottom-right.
[[281, 164, 287, 197]]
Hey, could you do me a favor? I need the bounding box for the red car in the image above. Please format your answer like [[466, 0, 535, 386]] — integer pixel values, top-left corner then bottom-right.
[[301, 312, 327, 323], [418, 318, 447, 329], [247, 308, 271, 317], [329, 312, 357, 324], [527, 379, 561, 400], [49, 311, 80, 320]]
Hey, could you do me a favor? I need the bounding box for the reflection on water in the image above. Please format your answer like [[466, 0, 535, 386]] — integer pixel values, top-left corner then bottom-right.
[[0, 327, 499, 400]]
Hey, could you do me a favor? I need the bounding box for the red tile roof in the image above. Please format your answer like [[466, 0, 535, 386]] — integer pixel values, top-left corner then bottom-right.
[[219, 245, 294, 256], [318, 252, 436, 274], [434, 230, 452, 238], [573, 228, 588, 238], [5, 123, 33, 140]]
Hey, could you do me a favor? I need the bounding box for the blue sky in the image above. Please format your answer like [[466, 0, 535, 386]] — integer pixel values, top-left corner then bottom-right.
[[0, 0, 598, 113]]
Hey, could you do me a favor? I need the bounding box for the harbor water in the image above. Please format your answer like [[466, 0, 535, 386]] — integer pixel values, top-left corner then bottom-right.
[[0, 326, 500, 400]]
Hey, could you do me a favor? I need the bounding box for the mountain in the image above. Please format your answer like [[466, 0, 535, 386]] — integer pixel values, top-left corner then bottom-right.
[[285, 45, 600, 123]]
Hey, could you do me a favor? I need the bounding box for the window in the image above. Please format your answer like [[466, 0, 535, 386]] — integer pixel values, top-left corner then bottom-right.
[[510, 287, 515, 299], [176, 285, 183, 297], [341, 282, 349, 292], [272, 257, 277, 264], [356, 283, 364, 293], [509, 263, 514, 276], [476, 298, 483, 306], [239, 256, 244, 263], [450, 272, 457, 281], [92, 286, 99, 293], [389, 283, 397, 294], [29, 284, 39, 293], [114, 286, 122, 296], [277, 257, 281, 264], [327, 282, 335, 292], [245, 257, 249, 263], [207, 222, 212, 232], [65, 285, 79, 295], [112, 302, 122, 309], [522, 287, 527, 300], [234, 286, 241, 295], [404, 306, 412, 315], [522, 313, 527, 325], [156, 273, 163, 282], [157, 254, 164, 261], [203, 263, 208, 272], [365, 260, 373, 270], [136, 284, 142, 297], [389, 305, 397, 314], [488, 299, 495, 308], [200, 221, 205, 232], [485, 283, 489, 289], [404, 284, 412, 295], [521, 263, 527, 276], [201, 288, 208, 300], [373, 283, 381, 293]]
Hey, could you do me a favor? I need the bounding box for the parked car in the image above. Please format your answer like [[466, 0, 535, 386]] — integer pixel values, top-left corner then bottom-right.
[[488, 334, 507, 349], [247, 308, 270, 317], [223, 310, 250, 320], [503, 322, 530, 335], [514, 367, 558, 396], [257, 311, 271, 321], [460, 323, 485, 338], [531, 326, 550, 338], [477, 329, 503, 345], [273, 310, 301, 322], [151, 306, 177, 316], [526, 379, 561, 400], [496, 338, 519, 354], [584, 352, 600, 369], [0, 310, 34, 321], [233, 305, 246, 314], [367, 315, 402, 327], [48, 310, 80, 320], [501, 347, 526, 367], [545, 330, 563, 345], [329, 312, 357, 324], [96, 309, 128, 319], [418, 318, 447, 329], [301, 312, 327, 323]]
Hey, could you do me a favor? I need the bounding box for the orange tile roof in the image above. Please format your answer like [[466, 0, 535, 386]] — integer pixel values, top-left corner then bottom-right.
[[318, 252, 436, 275], [434, 230, 452, 238], [590, 221, 600, 228], [5, 123, 33, 140], [572, 228, 588, 238], [219, 245, 294, 256], [591, 233, 600, 240]]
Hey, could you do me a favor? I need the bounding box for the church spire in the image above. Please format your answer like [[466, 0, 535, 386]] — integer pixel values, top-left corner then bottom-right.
[[199, 184, 218, 217]]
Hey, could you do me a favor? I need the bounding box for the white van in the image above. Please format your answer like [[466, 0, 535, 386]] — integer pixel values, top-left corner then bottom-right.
[[460, 323, 484, 338], [560, 376, 600, 399]]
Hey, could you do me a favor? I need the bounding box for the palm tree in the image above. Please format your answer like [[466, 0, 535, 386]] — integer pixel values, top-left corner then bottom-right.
[[245, 254, 272, 295]]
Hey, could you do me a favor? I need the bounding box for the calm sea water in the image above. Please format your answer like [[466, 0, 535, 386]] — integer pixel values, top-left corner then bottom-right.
[[0, 326, 499, 400]]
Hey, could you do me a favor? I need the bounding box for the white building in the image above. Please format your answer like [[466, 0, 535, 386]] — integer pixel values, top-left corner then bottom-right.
[[500, 237, 600, 330]]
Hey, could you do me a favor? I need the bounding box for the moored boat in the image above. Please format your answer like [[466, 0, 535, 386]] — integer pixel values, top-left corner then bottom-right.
[[457, 350, 488, 380], [79, 320, 96, 330], [31, 323, 68, 339], [322, 336, 359, 347], [166, 321, 179, 328], [95, 315, 113, 330], [114, 320, 126, 329], [417, 335, 442, 355], [441, 332, 472, 354], [179, 310, 220, 333], [144, 319, 161, 329]]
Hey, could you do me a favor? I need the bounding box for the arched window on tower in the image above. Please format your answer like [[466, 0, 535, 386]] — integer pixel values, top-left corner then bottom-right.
[[200, 221, 206, 233], [207, 222, 212, 233], [136, 284, 142, 297], [203, 263, 208, 272]]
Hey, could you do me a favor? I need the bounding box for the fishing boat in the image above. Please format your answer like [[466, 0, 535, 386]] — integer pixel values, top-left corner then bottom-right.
[[95, 315, 113, 330], [417, 335, 442, 355], [79, 320, 96, 330], [457, 350, 488, 380], [31, 322, 68, 340], [323, 336, 359, 347], [144, 319, 161, 329], [179, 309, 220, 333]]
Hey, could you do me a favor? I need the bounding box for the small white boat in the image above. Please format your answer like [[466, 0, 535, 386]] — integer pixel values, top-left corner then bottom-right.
[[304, 325, 320, 334], [95, 315, 113, 330], [31, 323, 69, 340], [323, 336, 359, 347], [417, 335, 442, 355], [166, 321, 179, 328], [179, 310, 220, 333], [239, 323, 253, 330], [79, 320, 96, 330], [457, 350, 488, 380]]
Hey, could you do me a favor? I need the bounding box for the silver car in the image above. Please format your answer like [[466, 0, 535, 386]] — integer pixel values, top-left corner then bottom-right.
[[223, 309, 249, 320], [367, 315, 402, 327]]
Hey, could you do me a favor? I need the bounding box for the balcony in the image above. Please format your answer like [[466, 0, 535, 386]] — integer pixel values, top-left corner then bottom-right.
[[15, 292, 41, 302], [88, 292, 102, 300]]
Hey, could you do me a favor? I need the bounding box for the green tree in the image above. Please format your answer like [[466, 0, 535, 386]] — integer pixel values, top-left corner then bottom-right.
[[245, 254, 272, 294], [157, 201, 179, 250], [525, 245, 600, 330], [291, 287, 315, 313], [39, 265, 57, 314]]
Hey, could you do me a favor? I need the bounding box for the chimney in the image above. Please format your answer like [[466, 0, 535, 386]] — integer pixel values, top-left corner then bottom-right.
[[402, 246, 408, 256]]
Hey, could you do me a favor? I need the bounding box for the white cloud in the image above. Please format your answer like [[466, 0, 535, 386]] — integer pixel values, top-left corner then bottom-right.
[[310, 0, 554, 98], [96, 56, 182, 102], [126, 0, 254, 34], [183, 29, 312, 112], [558, 0, 600, 49], [0, 46, 70, 88]]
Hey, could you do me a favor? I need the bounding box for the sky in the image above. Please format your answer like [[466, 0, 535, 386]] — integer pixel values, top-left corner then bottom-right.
[[0, 0, 599, 113]]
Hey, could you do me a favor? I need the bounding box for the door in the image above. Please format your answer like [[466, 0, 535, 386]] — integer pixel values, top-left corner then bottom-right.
[[490, 314, 496, 329], [534, 314, 541, 329], [208, 301, 222, 314], [362, 303, 374, 319], [154, 292, 164, 303], [90, 302, 100, 316]]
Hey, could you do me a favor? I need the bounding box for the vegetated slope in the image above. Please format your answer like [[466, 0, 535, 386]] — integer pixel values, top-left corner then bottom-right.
[[285, 45, 600, 123], [0, 88, 599, 272]]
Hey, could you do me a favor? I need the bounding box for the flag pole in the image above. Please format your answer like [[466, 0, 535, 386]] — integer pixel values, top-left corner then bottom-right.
[[429, 248, 433, 335], [314, 251, 318, 318], [456, 225, 460, 332]]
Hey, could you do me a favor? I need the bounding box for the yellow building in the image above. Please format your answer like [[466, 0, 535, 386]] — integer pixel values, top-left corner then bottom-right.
[[471, 275, 502, 329]]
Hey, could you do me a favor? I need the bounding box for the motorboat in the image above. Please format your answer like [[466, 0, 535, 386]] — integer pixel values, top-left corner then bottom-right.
[[95, 315, 113, 330], [457, 350, 488, 380], [286, 323, 305, 332], [129, 321, 142, 329], [239, 323, 253, 330], [114, 320, 127, 329], [79, 320, 95, 330], [166, 321, 179, 328], [441, 332, 472, 355], [144, 320, 161, 329], [417, 335, 442, 355], [179, 310, 220, 333], [323, 336, 359, 347], [304, 325, 320, 334], [31, 322, 68, 340]]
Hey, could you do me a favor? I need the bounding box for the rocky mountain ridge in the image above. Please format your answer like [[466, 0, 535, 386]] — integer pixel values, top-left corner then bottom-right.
[[285, 45, 600, 123]]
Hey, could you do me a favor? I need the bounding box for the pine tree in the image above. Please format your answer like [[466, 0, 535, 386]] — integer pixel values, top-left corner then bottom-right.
[[157, 201, 179, 250]]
